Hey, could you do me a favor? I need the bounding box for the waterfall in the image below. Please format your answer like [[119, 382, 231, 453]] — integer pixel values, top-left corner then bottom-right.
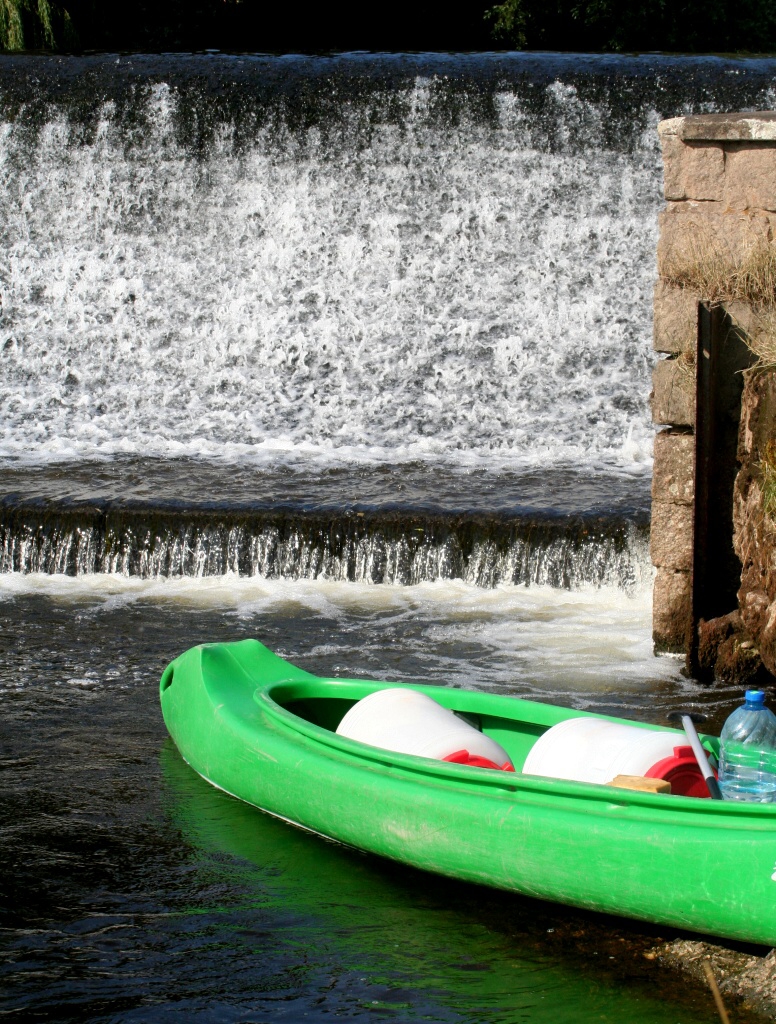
[[1, 53, 775, 585]]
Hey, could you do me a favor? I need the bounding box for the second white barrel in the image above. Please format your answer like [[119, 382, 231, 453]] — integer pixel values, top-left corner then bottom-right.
[[522, 717, 684, 785]]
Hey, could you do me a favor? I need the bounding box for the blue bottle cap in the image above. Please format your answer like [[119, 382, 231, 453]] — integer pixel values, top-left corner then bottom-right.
[[745, 689, 766, 704]]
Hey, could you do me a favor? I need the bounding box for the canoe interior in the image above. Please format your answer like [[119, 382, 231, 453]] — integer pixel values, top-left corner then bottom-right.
[[167, 640, 723, 783], [281, 694, 652, 775]]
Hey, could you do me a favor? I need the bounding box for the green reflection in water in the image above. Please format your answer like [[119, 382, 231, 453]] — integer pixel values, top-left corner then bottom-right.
[[161, 741, 716, 1024]]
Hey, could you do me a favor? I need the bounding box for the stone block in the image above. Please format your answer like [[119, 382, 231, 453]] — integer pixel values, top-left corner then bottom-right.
[[651, 357, 695, 426], [657, 202, 775, 277], [653, 279, 698, 354], [650, 501, 694, 570], [721, 208, 776, 253], [653, 567, 692, 653], [656, 202, 718, 276], [714, 633, 767, 686], [652, 429, 694, 504], [696, 611, 740, 677], [661, 136, 725, 202], [724, 144, 776, 212]]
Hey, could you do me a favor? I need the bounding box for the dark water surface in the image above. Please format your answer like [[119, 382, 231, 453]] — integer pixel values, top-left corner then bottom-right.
[[0, 459, 651, 517], [0, 591, 765, 1023]]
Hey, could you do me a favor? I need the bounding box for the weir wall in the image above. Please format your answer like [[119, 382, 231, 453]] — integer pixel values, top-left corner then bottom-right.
[[652, 111, 776, 680]]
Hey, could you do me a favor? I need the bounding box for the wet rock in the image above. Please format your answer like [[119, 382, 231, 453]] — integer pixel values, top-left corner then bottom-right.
[[695, 610, 773, 686], [738, 948, 776, 1012], [657, 938, 776, 1019], [714, 634, 768, 687], [740, 585, 772, 642], [696, 611, 739, 677], [759, 601, 776, 679]]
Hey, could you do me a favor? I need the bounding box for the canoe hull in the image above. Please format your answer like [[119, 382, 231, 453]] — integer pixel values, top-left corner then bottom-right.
[[160, 639, 776, 946]]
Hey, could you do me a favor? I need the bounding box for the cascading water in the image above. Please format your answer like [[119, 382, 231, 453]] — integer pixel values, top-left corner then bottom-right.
[[2, 81, 656, 468], [1, 52, 775, 587], [4, 51, 774, 472], [0, 502, 648, 589]]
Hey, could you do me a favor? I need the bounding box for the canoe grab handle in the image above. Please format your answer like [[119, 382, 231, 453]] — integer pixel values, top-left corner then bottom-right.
[[160, 664, 175, 694]]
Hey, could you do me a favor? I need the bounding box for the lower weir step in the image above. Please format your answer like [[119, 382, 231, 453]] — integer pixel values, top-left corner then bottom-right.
[[0, 499, 649, 590]]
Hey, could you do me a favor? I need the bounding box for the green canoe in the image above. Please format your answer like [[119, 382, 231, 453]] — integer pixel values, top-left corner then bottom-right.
[[160, 638, 776, 946]]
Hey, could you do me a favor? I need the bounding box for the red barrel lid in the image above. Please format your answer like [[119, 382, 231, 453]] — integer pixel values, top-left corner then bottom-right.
[[645, 745, 716, 798], [443, 749, 515, 772]]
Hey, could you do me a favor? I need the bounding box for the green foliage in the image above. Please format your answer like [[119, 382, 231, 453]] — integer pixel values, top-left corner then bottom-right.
[[485, 0, 776, 52], [0, 1, 24, 50], [0, 0, 73, 51], [0, 0, 774, 56], [486, 0, 528, 48]]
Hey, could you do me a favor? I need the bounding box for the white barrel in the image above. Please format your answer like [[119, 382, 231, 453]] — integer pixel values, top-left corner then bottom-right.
[[336, 688, 513, 769], [522, 717, 682, 785]]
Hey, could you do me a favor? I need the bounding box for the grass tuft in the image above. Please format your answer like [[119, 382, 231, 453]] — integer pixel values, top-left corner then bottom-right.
[[744, 308, 776, 370], [663, 235, 776, 369], [674, 346, 696, 387], [663, 234, 776, 306]]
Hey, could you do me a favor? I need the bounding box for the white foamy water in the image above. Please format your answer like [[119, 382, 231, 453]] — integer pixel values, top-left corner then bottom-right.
[[0, 571, 683, 698], [0, 76, 661, 473]]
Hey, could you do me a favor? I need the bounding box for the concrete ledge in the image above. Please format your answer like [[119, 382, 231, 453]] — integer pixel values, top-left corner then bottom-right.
[[659, 111, 776, 142]]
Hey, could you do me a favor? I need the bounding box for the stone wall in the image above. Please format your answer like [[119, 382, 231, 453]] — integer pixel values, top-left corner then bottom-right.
[[652, 112, 776, 661]]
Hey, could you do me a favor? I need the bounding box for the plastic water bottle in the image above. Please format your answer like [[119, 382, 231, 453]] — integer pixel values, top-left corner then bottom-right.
[[718, 690, 776, 803]]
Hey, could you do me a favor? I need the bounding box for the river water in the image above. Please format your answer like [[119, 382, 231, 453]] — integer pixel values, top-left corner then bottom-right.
[[1, 52, 776, 1022]]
